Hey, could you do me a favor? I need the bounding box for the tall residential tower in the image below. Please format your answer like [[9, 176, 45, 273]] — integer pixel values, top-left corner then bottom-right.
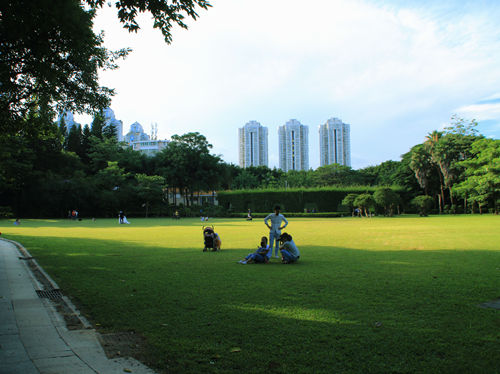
[[278, 119, 309, 171], [319, 117, 351, 167], [238, 121, 268, 168]]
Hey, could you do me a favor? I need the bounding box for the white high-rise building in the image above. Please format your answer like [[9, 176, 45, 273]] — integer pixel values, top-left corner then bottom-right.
[[319, 117, 351, 167], [103, 108, 124, 142], [238, 121, 268, 168], [278, 119, 309, 172]]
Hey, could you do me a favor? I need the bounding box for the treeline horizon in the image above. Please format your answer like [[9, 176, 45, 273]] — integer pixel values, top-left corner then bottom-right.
[[0, 110, 498, 218]]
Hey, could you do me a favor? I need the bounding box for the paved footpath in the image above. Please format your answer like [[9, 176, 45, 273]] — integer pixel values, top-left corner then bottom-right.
[[0, 238, 156, 374]]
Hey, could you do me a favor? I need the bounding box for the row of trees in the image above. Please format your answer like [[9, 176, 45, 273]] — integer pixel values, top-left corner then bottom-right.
[[1, 110, 498, 218], [408, 117, 499, 214], [3, 1, 496, 218], [342, 187, 401, 217]]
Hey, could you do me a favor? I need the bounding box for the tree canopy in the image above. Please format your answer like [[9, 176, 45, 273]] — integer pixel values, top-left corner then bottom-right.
[[0, 0, 211, 135]]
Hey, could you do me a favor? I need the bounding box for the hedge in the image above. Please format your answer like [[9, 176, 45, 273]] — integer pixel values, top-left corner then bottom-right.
[[227, 212, 344, 218], [217, 186, 406, 213]]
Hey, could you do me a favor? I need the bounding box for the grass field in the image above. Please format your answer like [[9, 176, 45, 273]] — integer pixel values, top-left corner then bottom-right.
[[1, 215, 499, 373]]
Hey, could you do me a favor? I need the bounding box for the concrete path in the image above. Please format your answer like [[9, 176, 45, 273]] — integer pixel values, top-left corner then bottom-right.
[[0, 238, 156, 374]]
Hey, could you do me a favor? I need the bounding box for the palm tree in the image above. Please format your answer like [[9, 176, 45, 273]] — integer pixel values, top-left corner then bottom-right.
[[409, 145, 432, 196]]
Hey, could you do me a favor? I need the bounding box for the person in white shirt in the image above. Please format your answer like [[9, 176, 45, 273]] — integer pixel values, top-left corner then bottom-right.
[[264, 205, 288, 259]]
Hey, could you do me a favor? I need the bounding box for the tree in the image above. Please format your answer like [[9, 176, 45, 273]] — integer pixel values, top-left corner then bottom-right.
[[1, 0, 210, 135], [0, 0, 128, 134], [102, 122, 117, 140], [412, 195, 434, 216], [359, 160, 402, 186], [135, 174, 165, 217], [155, 132, 220, 206], [341, 193, 359, 216], [232, 170, 260, 190], [313, 164, 363, 186], [422, 117, 481, 212], [94, 161, 129, 215], [409, 144, 434, 196], [86, 0, 211, 44], [453, 138, 500, 214], [354, 193, 375, 217], [66, 125, 83, 155], [90, 113, 105, 139], [285, 170, 314, 188], [373, 187, 400, 216]]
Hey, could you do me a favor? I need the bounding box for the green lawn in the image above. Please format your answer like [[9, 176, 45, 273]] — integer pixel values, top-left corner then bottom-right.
[[1, 215, 500, 373]]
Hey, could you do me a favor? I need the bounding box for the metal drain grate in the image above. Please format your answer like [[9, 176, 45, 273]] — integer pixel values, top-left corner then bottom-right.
[[36, 289, 63, 301]]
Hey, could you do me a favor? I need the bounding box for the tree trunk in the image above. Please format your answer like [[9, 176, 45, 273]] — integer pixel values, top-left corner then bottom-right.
[[437, 169, 445, 213]]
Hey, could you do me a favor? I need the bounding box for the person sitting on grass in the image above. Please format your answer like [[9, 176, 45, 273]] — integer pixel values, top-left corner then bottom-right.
[[279, 233, 300, 264], [238, 237, 270, 264]]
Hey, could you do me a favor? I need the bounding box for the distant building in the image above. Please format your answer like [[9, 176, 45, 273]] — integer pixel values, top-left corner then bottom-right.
[[102, 108, 123, 142], [132, 140, 170, 156], [238, 121, 268, 167], [278, 119, 309, 171], [124, 122, 150, 144], [319, 117, 351, 167]]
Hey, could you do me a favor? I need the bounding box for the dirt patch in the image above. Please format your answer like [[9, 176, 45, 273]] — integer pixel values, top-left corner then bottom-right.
[[98, 331, 152, 366]]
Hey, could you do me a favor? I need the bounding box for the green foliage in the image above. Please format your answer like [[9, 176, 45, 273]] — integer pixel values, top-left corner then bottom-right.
[[373, 187, 400, 216], [86, 0, 212, 44], [0, 0, 128, 134], [453, 138, 500, 214], [341, 193, 359, 215], [217, 186, 388, 213], [314, 163, 364, 186], [135, 174, 166, 217], [155, 132, 222, 205], [412, 195, 434, 216], [353, 193, 375, 217]]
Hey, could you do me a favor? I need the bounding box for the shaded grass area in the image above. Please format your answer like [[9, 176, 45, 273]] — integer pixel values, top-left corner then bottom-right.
[[1, 216, 500, 373]]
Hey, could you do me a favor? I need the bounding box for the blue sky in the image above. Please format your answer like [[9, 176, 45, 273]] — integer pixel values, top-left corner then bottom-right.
[[77, 0, 500, 169]]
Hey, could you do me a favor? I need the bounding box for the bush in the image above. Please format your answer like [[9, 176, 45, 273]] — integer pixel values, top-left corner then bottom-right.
[[227, 212, 344, 218]]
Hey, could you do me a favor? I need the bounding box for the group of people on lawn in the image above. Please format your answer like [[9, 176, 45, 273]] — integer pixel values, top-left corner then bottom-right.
[[238, 205, 300, 265]]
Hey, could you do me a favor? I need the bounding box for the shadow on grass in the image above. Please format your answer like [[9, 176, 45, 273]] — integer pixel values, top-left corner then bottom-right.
[[3, 233, 500, 373]]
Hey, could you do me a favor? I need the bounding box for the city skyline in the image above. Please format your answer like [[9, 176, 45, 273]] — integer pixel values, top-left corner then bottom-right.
[[75, 0, 500, 170]]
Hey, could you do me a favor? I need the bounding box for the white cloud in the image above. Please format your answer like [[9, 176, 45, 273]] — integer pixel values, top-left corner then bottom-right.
[[75, 0, 500, 169]]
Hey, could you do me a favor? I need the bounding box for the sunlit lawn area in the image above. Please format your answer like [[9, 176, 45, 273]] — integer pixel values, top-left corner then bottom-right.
[[1, 215, 499, 373]]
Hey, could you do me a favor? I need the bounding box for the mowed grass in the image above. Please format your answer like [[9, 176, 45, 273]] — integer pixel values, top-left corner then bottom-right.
[[1, 215, 500, 373]]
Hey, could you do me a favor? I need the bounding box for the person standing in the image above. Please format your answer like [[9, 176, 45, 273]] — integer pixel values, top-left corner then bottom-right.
[[264, 205, 288, 259]]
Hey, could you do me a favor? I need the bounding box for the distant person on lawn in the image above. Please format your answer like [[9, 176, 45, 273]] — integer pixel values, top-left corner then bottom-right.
[[279, 233, 300, 264], [238, 236, 270, 264], [264, 205, 288, 259]]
